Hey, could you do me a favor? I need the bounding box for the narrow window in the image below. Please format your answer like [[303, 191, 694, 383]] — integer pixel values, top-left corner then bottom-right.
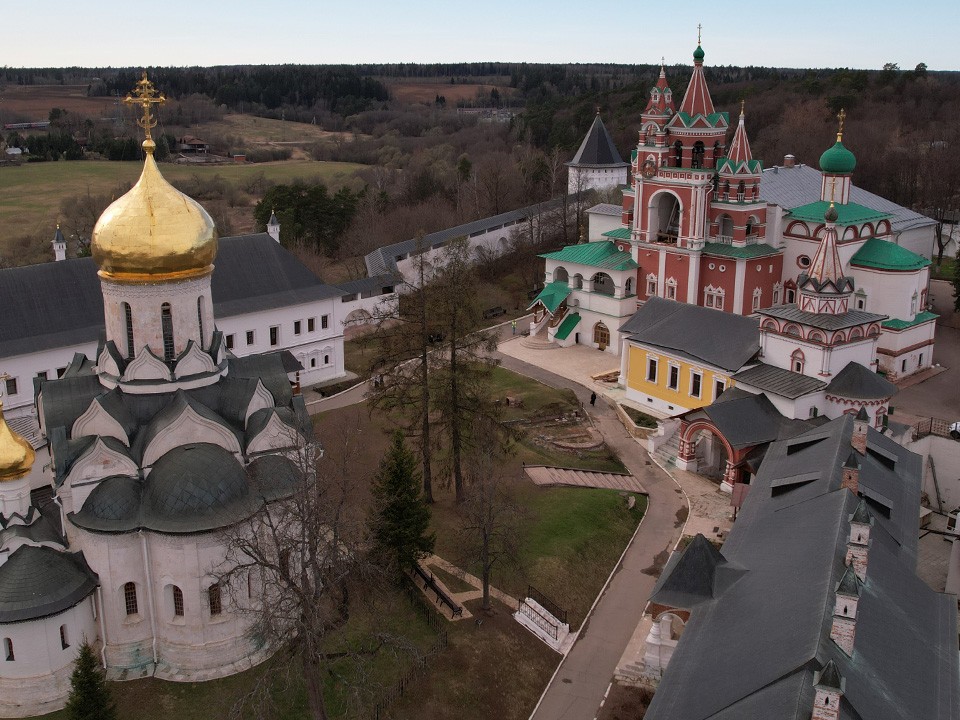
[[269, 326, 280, 347], [673, 140, 683, 167], [321, 315, 329, 330], [307, 318, 316, 332], [324, 354, 330, 365], [123, 302, 135, 359], [161, 303, 175, 361], [668, 366, 679, 390], [208, 584, 222, 616], [124, 582, 138, 615], [173, 586, 184, 617], [714, 379, 726, 398], [197, 297, 205, 345], [36, 370, 48, 380], [647, 358, 658, 383], [59, 625, 69, 650], [690, 372, 702, 398], [246, 330, 255, 346], [4, 377, 17, 396], [3, 638, 13, 661], [310, 358, 317, 368], [226, 334, 235, 350], [294, 320, 302, 335], [666, 282, 677, 301], [56, 367, 67, 378]]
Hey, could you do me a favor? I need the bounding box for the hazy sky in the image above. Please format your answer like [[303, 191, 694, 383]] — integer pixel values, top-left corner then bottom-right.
[[9, 0, 957, 71]]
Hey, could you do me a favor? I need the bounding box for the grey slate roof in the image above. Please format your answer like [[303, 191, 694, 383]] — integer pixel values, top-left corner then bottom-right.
[[0, 546, 98, 623], [0, 234, 345, 359], [334, 273, 398, 297], [731, 363, 827, 399], [686, 390, 808, 448], [586, 203, 623, 217], [760, 163, 935, 234], [566, 115, 628, 168], [644, 416, 955, 720], [619, 297, 759, 373], [758, 304, 886, 331], [364, 197, 566, 277], [825, 362, 897, 401]]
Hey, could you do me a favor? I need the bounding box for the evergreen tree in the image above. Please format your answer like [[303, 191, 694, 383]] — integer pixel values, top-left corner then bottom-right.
[[65, 640, 117, 720], [370, 431, 435, 577]]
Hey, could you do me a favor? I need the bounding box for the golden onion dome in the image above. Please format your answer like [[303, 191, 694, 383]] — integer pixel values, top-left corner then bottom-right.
[[0, 400, 35, 483], [91, 138, 217, 283]]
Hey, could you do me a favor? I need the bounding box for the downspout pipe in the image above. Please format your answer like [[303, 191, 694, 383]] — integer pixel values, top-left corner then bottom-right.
[[139, 530, 159, 667]]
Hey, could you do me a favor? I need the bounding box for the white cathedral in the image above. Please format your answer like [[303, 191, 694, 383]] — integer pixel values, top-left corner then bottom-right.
[[0, 77, 308, 717]]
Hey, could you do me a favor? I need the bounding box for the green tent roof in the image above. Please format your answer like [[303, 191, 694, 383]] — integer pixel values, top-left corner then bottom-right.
[[881, 311, 937, 331], [673, 111, 729, 129], [851, 238, 931, 271], [717, 157, 763, 175], [702, 242, 781, 259], [602, 227, 632, 240], [540, 240, 638, 271], [787, 201, 890, 226], [527, 282, 571, 314], [554, 312, 582, 341]]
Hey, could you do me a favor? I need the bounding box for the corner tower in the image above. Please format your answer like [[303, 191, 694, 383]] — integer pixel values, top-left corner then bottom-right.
[[91, 73, 225, 393]]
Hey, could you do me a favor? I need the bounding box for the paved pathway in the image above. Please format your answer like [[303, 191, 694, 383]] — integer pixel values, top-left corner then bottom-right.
[[525, 466, 646, 494]]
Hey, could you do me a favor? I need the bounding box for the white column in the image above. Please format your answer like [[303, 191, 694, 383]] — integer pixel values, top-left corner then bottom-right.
[[733, 260, 746, 314]]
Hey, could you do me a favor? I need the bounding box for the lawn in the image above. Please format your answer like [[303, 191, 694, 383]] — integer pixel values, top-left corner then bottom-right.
[[932, 256, 956, 281], [0, 158, 366, 263]]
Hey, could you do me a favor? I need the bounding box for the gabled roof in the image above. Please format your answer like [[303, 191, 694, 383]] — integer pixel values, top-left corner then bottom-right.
[[691, 391, 803, 449], [540, 241, 638, 271], [760, 164, 933, 234], [851, 238, 931, 271], [824, 362, 897, 401], [731, 363, 827, 400], [566, 114, 627, 168], [553, 312, 581, 341], [619, 297, 758, 373], [601, 227, 632, 241], [527, 282, 571, 314], [586, 203, 622, 217], [757, 304, 886, 332], [650, 534, 742, 609]]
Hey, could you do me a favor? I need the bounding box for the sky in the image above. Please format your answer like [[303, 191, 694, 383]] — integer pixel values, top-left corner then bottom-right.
[[8, 0, 959, 71]]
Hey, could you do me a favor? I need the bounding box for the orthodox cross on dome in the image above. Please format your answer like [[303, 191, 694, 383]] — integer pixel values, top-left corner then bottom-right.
[[836, 108, 846, 142], [697, 23, 702, 44], [740, 98, 745, 116], [124, 72, 166, 144]]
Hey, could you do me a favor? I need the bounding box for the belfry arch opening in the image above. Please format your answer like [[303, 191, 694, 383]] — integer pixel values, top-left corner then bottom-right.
[[651, 192, 682, 244]]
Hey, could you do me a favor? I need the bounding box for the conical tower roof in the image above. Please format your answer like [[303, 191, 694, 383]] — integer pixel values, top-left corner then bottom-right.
[[678, 44, 716, 117], [567, 113, 627, 168], [726, 103, 753, 164]]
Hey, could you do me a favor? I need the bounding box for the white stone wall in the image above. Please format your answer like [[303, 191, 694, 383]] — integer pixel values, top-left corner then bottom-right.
[[0, 597, 98, 718], [339, 292, 398, 328], [877, 321, 936, 379], [909, 435, 960, 513], [762, 333, 878, 379], [567, 166, 628, 195], [0, 343, 98, 416], [852, 266, 929, 321], [586, 211, 622, 242], [217, 300, 345, 387]]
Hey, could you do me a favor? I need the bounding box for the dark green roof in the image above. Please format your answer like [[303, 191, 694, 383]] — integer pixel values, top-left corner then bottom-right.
[[702, 242, 780, 259], [787, 201, 890, 226], [602, 227, 632, 240], [851, 238, 931, 271], [881, 311, 938, 331], [527, 282, 571, 314], [673, 111, 729, 129], [820, 140, 857, 174], [693, 45, 705, 61], [540, 241, 638, 271], [554, 313, 581, 341], [0, 546, 98, 623], [717, 157, 763, 175]]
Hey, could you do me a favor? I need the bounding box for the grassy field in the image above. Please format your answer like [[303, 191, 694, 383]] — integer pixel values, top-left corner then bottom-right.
[[0, 158, 366, 262], [381, 79, 515, 105]]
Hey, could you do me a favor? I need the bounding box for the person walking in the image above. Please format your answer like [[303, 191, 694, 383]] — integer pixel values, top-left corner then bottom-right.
[[511, 319, 517, 335], [590, 391, 597, 406]]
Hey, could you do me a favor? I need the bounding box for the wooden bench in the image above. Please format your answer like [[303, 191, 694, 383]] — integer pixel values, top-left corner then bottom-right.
[[413, 563, 463, 618], [482, 306, 506, 320]]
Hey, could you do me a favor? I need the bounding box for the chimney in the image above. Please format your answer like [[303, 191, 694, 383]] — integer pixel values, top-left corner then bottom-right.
[[52, 224, 67, 262], [783, 154, 796, 168], [846, 499, 872, 580], [812, 661, 844, 720], [841, 452, 860, 494], [830, 566, 862, 656], [851, 407, 869, 455]]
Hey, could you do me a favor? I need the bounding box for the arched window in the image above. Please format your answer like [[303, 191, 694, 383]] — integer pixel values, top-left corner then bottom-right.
[[785, 324, 802, 338], [124, 582, 138, 616], [625, 278, 634, 296], [849, 327, 864, 340], [712, 141, 722, 166], [810, 331, 825, 344], [752, 288, 762, 312], [722, 180, 730, 200], [161, 303, 175, 361], [592, 273, 615, 296], [197, 297, 205, 346], [123, 302, 135, 359], [772, 283, 782, 305], [572, 274, 584, 290], [208, 584, 222, 616], [791, 349, 805, 373], [553, 266, 569, 284], [737, 181, 745, 202], [3, 638, 13, 661], [593, 322, 610, 348], [324, 354, 330, 365], [59, 625, 69, 650], [665, 277, 677, 300], [746, 216, 758, 237], [692, 141, 705, 169], [673, 140, 683, 167], [172, 586, 184, 617]]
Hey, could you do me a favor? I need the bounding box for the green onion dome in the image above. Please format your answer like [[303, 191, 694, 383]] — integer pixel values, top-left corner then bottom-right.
[[819, 140, 856, 174]]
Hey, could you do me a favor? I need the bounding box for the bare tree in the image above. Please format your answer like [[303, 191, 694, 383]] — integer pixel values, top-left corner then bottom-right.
[[218, 420, 402, 720], [920, 138, 960, 266], [456, 436, 525, 612]]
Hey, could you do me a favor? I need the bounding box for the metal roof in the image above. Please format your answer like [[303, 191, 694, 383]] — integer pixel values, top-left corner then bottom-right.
[[586, 203, 623, 217], [566, 115, 627, 168], [824, 362, 897, 401], [758, 304, 886, 332], [850, 238, 931, 271], [731, 363, 827, 399], [759, 163, 935, 233], [701, 242, 780, 259], [335, 273, 398, 297], [619, 297, 759, 373], [0, 546, 98, 623], [540, 241, 638, 271]]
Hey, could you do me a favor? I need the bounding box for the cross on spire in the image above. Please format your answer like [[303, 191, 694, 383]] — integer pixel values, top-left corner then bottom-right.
[[124, 72, 165, 144], [837, 108, 846, 142], [829, 176, 838, 203], [740, 99, 745, 117], [697, 23, 702, 44]]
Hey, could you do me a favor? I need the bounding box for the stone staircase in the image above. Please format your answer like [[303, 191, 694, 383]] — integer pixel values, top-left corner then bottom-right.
[[525, 465, 645, 493], [654, 428, 681, 467], [520, 326, 559, 350]]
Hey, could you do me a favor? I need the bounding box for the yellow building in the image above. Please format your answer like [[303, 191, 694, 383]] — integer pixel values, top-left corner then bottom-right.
[[617, 297, 760, 415]]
